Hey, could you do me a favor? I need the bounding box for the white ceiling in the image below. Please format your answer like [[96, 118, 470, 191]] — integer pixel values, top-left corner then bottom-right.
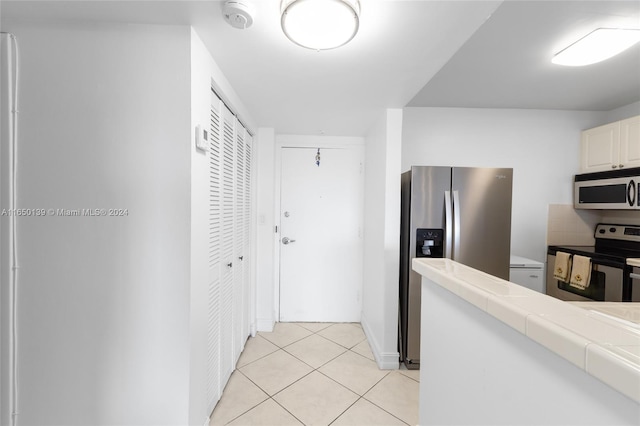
[[1, 0, 639, 137], [409, 0, 640, 111]]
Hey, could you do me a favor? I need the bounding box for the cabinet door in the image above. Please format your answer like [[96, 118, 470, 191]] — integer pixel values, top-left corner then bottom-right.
[[619, 115, 640, 169], [580, 121, 620, 173], [509, 268, 544, 293]]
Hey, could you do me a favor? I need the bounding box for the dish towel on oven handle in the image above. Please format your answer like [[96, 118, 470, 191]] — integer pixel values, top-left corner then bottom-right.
[[553, 251, 572, 283], [569, 255, 592, 290]]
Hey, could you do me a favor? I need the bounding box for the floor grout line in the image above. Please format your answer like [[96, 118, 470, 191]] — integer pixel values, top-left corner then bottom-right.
[[214, 322, 417, 426], [327, 395, 362, 426], [235, 337, 280, 369], [281, 345, 347, 371], [269, 395, 307, 426], [212, 370, 269, 426], [397, 368, 420, 384]]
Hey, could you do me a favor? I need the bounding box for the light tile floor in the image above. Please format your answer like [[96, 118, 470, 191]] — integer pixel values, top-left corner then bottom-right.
[[210, 322, 419, 426]]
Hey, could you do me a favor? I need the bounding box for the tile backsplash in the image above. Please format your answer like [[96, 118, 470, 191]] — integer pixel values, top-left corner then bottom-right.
[[547, 204, 600, 246], [547, 205, 640, 246], [600, 211, 640, 226]]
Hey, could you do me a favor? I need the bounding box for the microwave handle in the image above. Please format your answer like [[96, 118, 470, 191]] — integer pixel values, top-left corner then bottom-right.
[[628, 180, 636, 207]]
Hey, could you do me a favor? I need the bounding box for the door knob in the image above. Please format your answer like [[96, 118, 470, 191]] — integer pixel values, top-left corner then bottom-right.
[[282, 237, 296, 245]]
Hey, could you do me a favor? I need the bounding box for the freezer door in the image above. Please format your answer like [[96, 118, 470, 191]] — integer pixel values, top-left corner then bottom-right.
[[409, 166, 451, 232], [451, 167, 512, 280]]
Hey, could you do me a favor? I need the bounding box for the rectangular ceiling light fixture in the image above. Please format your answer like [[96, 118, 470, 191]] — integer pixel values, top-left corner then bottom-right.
[[552, 28, 640, 66]]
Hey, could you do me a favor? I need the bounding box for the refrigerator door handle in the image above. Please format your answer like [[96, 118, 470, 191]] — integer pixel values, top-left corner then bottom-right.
[[444, 191, 452, 259], [453, 190, 461, 260]]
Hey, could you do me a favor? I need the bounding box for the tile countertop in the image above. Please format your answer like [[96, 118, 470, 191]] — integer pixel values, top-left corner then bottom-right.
[[628, 258, 640, 267], [412, 258, 640, 404]]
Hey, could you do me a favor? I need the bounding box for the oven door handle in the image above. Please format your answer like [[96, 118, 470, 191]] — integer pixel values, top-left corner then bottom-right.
[[630, 273, 640, 280]]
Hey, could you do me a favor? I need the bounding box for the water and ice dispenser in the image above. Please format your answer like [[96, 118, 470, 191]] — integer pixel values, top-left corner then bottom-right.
[[416, 229, 444, 258]]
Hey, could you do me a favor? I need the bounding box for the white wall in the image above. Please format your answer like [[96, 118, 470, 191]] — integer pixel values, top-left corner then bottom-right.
[[0, 33, 13, 426], [0, 22, 193, 425], [603, 100, 640, 123], [254, 127, 276, 332], [189, 27, 211, 426], [362, 109, 402, 369], [402, 107, 606, 262]]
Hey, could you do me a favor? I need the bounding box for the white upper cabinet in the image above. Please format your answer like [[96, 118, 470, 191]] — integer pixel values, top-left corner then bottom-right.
[[580, 115, 640, 173], [619, 115, 640, 170]]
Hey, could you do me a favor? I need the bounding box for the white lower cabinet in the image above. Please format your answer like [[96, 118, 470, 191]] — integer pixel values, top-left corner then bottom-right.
[[509, 255, 544, 293]]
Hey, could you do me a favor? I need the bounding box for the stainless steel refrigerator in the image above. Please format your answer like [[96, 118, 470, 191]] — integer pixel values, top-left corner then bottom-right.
[[399, 166, 513, 369]]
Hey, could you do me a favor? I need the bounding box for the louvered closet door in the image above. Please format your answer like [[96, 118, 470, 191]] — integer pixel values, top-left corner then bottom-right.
[[242, 134, 253, 339], [205, 91, 253, 414], [206, 93, 222, 413], [220, 104, 236, 386], [233, 125, 246, 363]]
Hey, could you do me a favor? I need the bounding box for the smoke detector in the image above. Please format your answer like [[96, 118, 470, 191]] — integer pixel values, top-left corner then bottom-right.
[[223, 1, 254, 29]]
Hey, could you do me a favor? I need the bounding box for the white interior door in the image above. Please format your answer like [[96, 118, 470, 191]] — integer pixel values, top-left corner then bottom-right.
[[279, 147, 363, 322]]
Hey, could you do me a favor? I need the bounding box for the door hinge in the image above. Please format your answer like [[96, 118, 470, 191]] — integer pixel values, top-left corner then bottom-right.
[[275, 225, 278, 233]]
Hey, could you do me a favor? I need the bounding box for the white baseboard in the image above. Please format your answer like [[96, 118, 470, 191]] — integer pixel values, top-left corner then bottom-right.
[[256, 317, 275, 332], [361, 312, 399, 370]]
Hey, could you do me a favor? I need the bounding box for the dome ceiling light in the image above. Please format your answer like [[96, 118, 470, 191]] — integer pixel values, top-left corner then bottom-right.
[[281, 0, 361, 50], [552, 28, 640, 66]]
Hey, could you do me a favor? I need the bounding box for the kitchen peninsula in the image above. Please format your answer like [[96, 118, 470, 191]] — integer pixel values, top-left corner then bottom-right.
[[414, 258, 639, 426]]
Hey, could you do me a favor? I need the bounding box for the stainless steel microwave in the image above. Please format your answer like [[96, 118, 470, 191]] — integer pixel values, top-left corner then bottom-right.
[[574, 167, 640, 210]]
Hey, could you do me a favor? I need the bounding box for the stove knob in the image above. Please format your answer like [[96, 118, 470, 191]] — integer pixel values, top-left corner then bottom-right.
[[599, 229, 606, 234], [609, 227, 617, 233]]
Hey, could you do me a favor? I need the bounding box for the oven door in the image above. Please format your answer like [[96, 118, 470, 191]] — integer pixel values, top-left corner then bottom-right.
[[546, 254, 624, 301]]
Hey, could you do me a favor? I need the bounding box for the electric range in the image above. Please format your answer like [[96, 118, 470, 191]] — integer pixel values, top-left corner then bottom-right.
[[546, 223, 640, 302]]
